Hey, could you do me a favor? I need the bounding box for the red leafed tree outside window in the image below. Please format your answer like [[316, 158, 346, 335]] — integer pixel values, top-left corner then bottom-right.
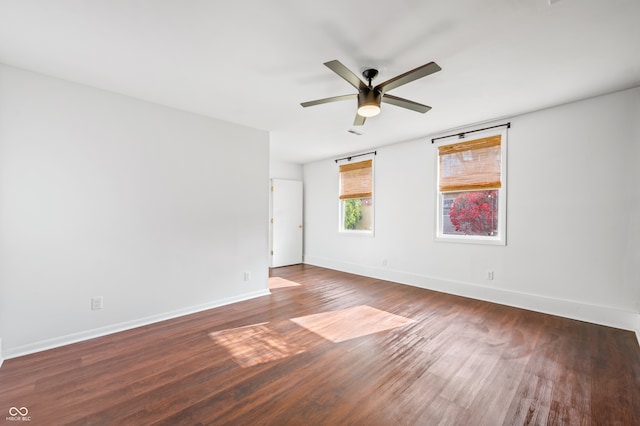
[[449, 190, 498, 236]]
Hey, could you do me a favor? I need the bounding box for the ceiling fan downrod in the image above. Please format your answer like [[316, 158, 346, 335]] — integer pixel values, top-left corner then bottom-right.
[[362, 68, 378, 88]]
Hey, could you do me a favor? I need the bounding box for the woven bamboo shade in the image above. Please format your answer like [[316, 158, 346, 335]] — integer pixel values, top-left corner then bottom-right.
[[438, 135, 501, 192], [339, 159, 372, 199]]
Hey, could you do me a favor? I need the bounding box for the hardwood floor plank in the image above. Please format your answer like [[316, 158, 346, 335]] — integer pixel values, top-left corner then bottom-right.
[[1, 264, 638, 425]]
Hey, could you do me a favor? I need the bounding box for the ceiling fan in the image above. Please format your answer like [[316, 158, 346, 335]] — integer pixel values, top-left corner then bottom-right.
[[301, 59, 441, 126]]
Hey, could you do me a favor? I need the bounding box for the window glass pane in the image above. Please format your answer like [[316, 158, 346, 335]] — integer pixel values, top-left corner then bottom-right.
[[441, 190, 499, 236], [342, 197, 373, 231]]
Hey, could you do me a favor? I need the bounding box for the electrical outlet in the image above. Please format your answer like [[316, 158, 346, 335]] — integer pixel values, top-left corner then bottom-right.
[[243, 271, 251, 281], [382, 259, 387, 267], [486, 271, 494, 280], [91, 296, 103, 310]]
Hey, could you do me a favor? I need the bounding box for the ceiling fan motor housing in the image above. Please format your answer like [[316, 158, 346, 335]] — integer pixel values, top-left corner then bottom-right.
[[357, 90, 382, 117]]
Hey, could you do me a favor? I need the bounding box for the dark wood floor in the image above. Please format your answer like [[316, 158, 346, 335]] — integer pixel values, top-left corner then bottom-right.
[[1, 265, 639, 425]]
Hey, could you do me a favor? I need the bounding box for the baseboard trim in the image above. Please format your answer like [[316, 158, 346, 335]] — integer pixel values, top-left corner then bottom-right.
[[304, 256, 640, 334], [3, 289, 271, 361]]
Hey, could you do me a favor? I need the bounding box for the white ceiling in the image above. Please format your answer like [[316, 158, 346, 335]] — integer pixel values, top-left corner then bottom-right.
[[1, 0, 638, 164]]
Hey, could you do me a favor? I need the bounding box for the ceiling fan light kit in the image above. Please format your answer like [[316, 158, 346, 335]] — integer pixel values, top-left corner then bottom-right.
[[357, 90, 382, 117], [301, 60, 441, 126]]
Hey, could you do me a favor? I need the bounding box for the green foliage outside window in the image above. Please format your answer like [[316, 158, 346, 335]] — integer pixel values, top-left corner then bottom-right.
[[343, 198, 362, 230]]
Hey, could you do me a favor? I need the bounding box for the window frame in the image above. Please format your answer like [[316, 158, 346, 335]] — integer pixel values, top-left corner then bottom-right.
[[338, 155, 375, 235], [435, 128, 507, 245]]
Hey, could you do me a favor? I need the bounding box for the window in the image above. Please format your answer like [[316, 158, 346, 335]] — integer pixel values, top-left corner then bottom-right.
[[436, 129, 507, 244], [339, 158, 374, 233]]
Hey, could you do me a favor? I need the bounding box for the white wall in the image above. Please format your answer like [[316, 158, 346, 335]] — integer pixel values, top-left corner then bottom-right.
[[270, 159, 303, 181], [304, 87, 640, 332], [0, 65, 271, 359]]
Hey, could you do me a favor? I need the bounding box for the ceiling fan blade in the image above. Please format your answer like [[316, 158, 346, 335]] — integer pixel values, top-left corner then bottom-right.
[[375, 62, 441, 94], [324, 60, 367, 91], [353, 114, 366, 126], [381, 94, 432, 113], [301, 94, 356, 108]]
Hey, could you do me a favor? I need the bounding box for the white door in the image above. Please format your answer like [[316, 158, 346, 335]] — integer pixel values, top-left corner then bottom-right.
[[271, 179, 303, 267]]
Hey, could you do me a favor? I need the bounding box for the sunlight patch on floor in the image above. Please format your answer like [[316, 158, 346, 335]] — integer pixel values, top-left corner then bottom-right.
[[290, 305, 416, 343], [268, 277, 302, 289], [209, 323, 305, 368], [209, 306, 414, 367]]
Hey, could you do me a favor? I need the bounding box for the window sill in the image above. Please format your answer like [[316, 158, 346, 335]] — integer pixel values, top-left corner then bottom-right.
[[435, 234, 505, 246], [339, 229, 375, 237]]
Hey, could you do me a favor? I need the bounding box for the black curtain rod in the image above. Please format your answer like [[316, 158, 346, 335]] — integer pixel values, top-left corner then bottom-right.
[[431, 123, 510, 144], [334, 150, 377, 163]]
